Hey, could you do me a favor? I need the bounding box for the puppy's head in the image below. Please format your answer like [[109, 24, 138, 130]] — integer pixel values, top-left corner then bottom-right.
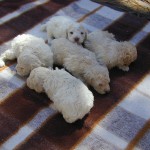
[[90, 65, 110, 94], [27, 67, 51, 93], [16, 54, 44, 76], [67, 23, 87, 45], [118, 42, 137, 71], [92, 75, 110, 94]]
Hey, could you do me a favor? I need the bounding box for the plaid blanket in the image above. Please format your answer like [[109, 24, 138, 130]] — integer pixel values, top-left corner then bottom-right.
[[0, 0, 150, 150]]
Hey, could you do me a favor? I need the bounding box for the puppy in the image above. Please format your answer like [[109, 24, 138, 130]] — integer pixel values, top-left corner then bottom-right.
[[0, 34, 53, 76], [51, 38, 110, 94], [84, 30, 137, 71], [41, 15, 87, 45], [27, 67, 94, 123]]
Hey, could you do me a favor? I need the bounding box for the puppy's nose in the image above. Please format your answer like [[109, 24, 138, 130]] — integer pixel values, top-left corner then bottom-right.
[[74, 37, 79, 42]]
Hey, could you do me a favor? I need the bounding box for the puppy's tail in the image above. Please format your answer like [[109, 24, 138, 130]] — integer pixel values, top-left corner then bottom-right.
[[41, 24, 47, 32]]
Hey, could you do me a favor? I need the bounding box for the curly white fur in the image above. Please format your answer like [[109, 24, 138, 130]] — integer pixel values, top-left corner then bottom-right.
[[84, 30, 137, 71], [27, 67, 94, 123], [51, 38, 110, 94], [41, 16, 87, 44], [0, 34, 53, 76]]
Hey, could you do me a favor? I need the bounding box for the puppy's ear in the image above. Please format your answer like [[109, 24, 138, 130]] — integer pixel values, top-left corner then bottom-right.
[[66, 30, 68, 39], [84, 29, 88, 42], [82, 29, 88, 47], [66, 24, 72, 39], [123, 53, 131, 64]]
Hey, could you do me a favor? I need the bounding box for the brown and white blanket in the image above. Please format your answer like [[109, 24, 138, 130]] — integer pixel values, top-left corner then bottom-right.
[[0, 0, 150, 150]]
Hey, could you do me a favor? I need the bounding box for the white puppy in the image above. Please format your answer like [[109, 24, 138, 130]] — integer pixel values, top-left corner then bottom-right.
[[27, 67, 94, 123], [51, 38, 110, 94], [0, 34, 53, 76], [41, 16, 87, 44], [84, 30, 137, 71]]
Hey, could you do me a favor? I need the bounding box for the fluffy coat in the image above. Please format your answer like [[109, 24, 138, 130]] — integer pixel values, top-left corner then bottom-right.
[[0, 34, 53, 76], [41, 16, 87, 44], [51, 38, 110, 94], [84, 30, 137, 71], [27, 67, 94, 123]]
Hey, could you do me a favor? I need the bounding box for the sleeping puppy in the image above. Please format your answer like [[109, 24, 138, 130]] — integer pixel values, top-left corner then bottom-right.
[[51, 38, 110, 94], [0, 34, 53, 76], [27, 67, 94, 123], [84, 30, 137, 71], [41, 15, 87, 45]]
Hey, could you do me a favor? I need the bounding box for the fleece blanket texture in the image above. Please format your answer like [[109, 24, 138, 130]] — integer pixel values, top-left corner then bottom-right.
[[0, 0, 150, 150]]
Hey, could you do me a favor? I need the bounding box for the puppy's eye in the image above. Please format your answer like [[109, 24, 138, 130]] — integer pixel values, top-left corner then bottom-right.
[[81, 32, 84, 35], [70, 32, 73, 34]]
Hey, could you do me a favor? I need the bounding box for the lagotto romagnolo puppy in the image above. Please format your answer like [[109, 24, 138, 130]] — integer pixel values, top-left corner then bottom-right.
[[51, 38, 110, 94], [0, 34, 53, 76], [41, 15, 87, 45], [84, 30, 137, 71], [27, 67, 94, 123]]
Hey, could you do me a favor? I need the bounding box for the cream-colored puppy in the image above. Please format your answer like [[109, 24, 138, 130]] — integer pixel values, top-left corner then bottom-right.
[[0, 34, 53, 76], [84, 30, 137, 71], [41, 16, 87, 44], [51, 38, 110, 94], [27, 67, 94, 123]]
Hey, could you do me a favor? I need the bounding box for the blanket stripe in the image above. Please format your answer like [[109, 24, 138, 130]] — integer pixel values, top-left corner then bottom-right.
[[104, 13, 148, 41], [0, 0, 35, 18], [126, 119, 150, 150], [0, 0, 150, 149], [0, 0, 75, 45], [0, 86, 51, 144], [77, 5, 103, 22], [1, 108, 56, 150], [0, 0, 49, 25]]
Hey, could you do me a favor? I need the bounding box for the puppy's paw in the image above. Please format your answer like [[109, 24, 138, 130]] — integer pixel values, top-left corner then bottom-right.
[[0, 59, 5, 67]]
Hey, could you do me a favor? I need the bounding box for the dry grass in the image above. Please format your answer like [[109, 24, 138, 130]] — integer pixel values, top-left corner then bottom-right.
[[92, 0, 150, 19]]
